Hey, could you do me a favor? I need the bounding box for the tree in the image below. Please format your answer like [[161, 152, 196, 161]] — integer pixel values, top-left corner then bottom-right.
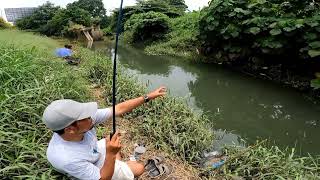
[[66, 0, 106, 18], [16, 2, 60, 30], [42, 6, 92, 36], [109, 0, 183, 33], [137, 0, 183, 17], [165, 0, 188, 12], [100, 15, 111, 29]]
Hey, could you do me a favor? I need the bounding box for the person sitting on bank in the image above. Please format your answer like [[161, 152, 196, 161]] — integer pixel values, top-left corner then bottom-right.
[[55, 44, 73, 58], [42, 87, 166, 180]]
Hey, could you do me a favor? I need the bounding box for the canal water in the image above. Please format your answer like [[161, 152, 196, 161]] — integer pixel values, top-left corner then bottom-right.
[[88, 40, 320, 155]]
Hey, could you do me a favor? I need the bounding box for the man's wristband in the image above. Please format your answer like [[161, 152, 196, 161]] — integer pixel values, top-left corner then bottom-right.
[[143, 95, 150, 103]]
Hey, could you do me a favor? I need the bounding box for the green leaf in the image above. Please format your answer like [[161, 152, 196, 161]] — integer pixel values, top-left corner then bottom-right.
[[231, 31, 239, 38], [308, 50, 320, 57], [249, 27, 261, 35], [247, 3, 257, 8], [207, 25, 215, 31], [311, 79, 320, 89], [304, 33, 317, 41], [270, 29, 281, 36], [306, 21, 319, 27], [229, 12, 236, 17], [283, 26, 296, 32], [269, 22, 277, 28], [257, 0, 266, 4], [309, 41, 320, 49], [234, 8, 251, 15]]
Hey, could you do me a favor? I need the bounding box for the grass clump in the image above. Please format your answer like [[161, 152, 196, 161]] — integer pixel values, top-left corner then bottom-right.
[[204, 141, 320, 179], [0, 30, 90, 179]]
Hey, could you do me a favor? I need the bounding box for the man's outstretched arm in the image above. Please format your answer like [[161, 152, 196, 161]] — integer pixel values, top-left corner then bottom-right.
[[114, 86, 166, 116]]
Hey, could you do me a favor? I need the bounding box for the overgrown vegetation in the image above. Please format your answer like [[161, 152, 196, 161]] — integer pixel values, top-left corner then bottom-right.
[[123, 12, 170, 44], [208, 142, 320, 179], [107, 0, 187, 34], [1, 29, 319, 179], [0, 30, 213, 178], [119, 0, 320, 96], [145, 11, 200, 56], [16, 0, 107, 36], [199, 0, 320, 61], [0, 30, 89, 179]]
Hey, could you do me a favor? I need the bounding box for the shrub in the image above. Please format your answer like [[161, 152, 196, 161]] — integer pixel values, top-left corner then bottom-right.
[[110, 0, 183, 33], [145, 11, 200, 56], [102, 26, 113, 36], [0, 17, 11, 29], [124, 11, 170, 44], [199, 0, 320, 60]]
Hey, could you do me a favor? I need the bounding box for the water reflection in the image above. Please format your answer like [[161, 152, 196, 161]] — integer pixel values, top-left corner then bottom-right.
[[88, 41, 320, 155]]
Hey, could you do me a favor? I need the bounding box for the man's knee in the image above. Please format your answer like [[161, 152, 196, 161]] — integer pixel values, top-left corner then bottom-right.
[[127, 161, 144, 177]]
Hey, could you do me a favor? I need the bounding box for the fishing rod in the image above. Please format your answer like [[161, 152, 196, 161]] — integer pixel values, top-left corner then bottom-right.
[[111, 0, 124, 137]]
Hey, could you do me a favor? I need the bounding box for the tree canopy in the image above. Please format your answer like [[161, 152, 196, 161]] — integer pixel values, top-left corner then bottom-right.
[[16, 2, 60, 30], [66, 0, 106, 18], [16, 0, 105, 36]]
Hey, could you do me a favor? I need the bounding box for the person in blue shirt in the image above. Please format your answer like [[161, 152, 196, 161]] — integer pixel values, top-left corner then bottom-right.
[[55, 45, 73, 58], [55, 45, 81, 65]]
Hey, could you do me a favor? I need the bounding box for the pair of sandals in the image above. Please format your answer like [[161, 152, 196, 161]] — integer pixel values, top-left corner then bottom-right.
[[144, 156, 174, 179]]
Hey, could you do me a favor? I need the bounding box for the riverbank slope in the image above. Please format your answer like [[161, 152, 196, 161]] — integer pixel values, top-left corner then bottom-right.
[[1, 30, 319, 179]]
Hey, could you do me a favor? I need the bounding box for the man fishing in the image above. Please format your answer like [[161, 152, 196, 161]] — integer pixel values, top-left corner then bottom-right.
[[42, 86, 166, 180]]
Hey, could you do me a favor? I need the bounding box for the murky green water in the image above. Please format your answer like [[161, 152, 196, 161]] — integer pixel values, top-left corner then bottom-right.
[[89, 41, 320, 155]]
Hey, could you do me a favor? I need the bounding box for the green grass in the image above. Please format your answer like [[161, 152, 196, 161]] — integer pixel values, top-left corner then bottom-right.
[[0, 29, 214, 178], [0, 30, 61, 52], [0, 30, 91, 178], [208, 141, 320, 179]]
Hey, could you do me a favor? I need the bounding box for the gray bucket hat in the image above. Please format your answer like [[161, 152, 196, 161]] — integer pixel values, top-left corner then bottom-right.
[[43, 99, 98, 131]]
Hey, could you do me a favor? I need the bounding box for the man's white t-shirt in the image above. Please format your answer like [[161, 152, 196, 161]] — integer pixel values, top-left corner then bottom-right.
[[47, 108, 112, 180]]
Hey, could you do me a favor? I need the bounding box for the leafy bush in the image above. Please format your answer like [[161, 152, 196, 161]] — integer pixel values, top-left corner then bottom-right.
[[124, 11, 170, 43], [109, 0, 185, 33], [0, 17, 11, 29], [199, 0, 320, 60], [102, 26, 113, 36], [145, 11, 200, 56]]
